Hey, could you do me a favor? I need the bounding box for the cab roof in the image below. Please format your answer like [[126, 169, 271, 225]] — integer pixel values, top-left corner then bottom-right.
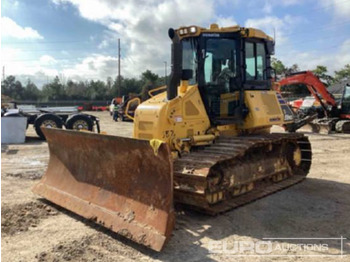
[[176, 24, 274, 41]]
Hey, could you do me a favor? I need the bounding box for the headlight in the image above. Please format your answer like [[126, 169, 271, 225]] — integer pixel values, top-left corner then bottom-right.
[[183, 28, 188, 34], [189, 26, 197, 33], [179, 29, 184, 35]]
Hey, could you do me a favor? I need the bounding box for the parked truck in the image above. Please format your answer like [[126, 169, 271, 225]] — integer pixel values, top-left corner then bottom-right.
[[2, 104, 100, 139]]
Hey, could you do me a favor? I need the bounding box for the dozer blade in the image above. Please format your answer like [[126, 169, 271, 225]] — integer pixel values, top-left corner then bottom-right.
[[32, 128, 174, 251]]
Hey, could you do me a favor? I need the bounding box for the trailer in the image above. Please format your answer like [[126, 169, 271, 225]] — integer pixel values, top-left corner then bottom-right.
[[2, 105, 100, 140]]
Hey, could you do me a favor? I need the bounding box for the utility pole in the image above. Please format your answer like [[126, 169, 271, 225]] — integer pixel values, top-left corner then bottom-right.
[[164, 61, 167, 85], [118, 38, 121, 97], [2, 66, 5, 80]]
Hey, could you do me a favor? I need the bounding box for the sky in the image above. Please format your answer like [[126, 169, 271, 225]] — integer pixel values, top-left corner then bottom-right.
[[1, 0, 350, 88]]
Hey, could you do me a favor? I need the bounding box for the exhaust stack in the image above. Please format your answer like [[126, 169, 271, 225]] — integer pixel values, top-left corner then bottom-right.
[[167, 28, 182, 100]]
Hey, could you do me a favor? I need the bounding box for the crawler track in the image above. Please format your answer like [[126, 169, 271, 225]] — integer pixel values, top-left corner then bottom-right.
[[173, 133, 312, 215]]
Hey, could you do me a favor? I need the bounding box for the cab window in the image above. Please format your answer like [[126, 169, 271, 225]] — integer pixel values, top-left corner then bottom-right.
[[245, 42, 255, 80], [256, 43, 266, 80], [245, 42, 267, 81]]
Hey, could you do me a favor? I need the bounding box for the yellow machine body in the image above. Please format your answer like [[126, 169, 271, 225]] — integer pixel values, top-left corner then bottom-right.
[[134, 81, 286, 152]]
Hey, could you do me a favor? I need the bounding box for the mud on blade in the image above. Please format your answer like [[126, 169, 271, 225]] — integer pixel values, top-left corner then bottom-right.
[[32, 128, 174, 251]]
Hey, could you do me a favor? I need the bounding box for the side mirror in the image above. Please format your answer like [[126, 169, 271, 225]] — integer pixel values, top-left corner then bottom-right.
[[182, 69, 193, 81], [266, 41, 275, 56], [168, 28, 175, 40]]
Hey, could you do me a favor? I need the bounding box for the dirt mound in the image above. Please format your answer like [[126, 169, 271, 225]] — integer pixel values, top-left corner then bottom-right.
[[1, 201, 59, 236], [35, 233, 149, 262]]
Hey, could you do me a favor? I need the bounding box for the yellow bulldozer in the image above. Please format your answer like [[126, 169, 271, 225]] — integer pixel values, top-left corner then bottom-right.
[[33, 24, 312, 251]]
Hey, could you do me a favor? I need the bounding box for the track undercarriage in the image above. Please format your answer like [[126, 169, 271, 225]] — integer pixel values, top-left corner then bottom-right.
[[174, 133, 312, 214]]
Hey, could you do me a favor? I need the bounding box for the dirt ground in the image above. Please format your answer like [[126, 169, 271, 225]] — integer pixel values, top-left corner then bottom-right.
[[2, 111, 350, 261]]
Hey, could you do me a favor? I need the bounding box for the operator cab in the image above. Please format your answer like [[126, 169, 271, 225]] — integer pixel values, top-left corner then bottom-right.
[[178, 25, 274, 124], [341, 84, 350, 117]]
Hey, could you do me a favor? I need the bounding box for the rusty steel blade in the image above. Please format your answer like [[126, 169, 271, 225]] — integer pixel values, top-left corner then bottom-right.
[[32, 128, 174, 251]]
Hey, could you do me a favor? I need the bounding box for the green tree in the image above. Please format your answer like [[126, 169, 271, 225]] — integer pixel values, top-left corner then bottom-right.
[[271, 58, 300, 76], [112, 76, 124, 97], [66, 80, 89, 100], [142, 70, 159, 85], [106, 76, 113, 97], [155, 75, 167, 87], [285, 64, 300, 75], [41, 76, 65, 101], [271, 58, 286, 75], [1, 75, 24, 100], [122, 78, 142, 96], [1, 75, 15, 97], [334, 64, 350, 82], [88, 80, 108, 100], [140, 81, 153, 101], [312, 65, 334, 86], [23, 80, 40, 100]]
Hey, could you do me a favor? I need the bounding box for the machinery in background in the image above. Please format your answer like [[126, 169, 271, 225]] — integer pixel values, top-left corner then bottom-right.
[[112, 87, 167, 121], [2, 104, 100, 139], [276, 71, 350, 133], [112, 95, 140, 121], [33, 24, 312, 251]]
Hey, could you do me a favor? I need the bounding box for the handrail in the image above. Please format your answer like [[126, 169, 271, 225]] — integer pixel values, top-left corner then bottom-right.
[[124, 97, 141, 120], [148, 86, 167, 97]]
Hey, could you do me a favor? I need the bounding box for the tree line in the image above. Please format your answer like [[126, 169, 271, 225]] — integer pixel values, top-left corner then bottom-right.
[[271, 59, 350, 87], [1, 70, 165, 102], [2, 62, 350, 102]]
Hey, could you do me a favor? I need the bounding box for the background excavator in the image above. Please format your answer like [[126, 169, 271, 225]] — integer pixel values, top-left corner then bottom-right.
[[33, 24, 312, 251], [276, 71, 350, 133]]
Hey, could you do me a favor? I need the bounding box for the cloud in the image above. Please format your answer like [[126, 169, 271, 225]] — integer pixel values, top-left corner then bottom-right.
[[1, 47, 22, 62], [278, 38, 350, 74], [1, 47, 59, 83], [215, 16, 237, 27], [262, 2, 273, 13], [321, 0, 350, 18], [15, 71, 59, 88], [97, 39, 109, 49], [39, 55, 58, 65], [249, 0, 301, 14], [52, 0, 216, 77], [245, 15, 301, 46], [245, 14, 348, 74], [61, 55, 119, 80], [2, 0, 20, 10], [1, 17, 43, 39], [5, 0, 348, 86]]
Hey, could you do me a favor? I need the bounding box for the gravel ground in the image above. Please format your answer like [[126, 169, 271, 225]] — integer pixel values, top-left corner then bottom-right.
[[2, 111, 350, 261]]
